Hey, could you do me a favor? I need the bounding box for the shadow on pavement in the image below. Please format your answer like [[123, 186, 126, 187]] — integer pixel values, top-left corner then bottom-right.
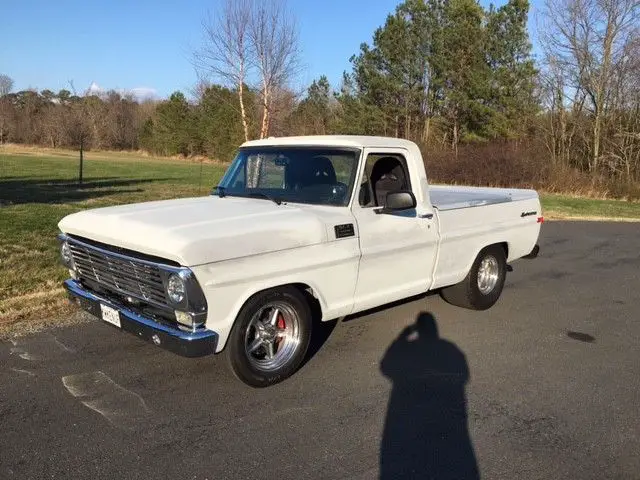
[[379, 311, 479, 480]]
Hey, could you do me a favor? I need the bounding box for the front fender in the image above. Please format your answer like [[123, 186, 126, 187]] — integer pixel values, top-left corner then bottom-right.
[[191, 239, 360, 352]]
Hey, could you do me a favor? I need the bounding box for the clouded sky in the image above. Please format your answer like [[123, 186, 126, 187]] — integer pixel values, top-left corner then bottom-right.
[[1, 0, 544, 99]]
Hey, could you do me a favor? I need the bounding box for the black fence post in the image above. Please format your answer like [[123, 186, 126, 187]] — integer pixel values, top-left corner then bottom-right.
[[79, 138, 84, 185]]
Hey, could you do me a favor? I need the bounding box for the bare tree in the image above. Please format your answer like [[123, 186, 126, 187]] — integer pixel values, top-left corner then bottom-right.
[[248, 0, 301, 138], [193, 0, 300, 140], [604, 35, 640, 181], [194, 0, 252, 142], [0, 74, 13, 97], [539, 54, 588, 168], [540, 0, 640, 173], [0, 74, 14, 143], [0, 97, 11, 144], [66, 80, 93, 184]]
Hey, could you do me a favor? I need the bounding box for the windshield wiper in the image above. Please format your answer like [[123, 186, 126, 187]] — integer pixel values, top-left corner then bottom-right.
[[213, 185, 226, 198], [213, 186, 281, 205], [248, 192, 282, 205]]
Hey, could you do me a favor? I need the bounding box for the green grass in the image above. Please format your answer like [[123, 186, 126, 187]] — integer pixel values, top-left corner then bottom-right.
[[0, 150, 226, 329], [541, 194, 640, 220]]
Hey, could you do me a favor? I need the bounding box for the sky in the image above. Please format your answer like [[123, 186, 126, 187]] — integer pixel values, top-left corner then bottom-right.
[[1, 0, 545, 100]]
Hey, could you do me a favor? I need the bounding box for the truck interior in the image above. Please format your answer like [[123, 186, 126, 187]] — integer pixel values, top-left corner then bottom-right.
[[359, 154, 411, 207]]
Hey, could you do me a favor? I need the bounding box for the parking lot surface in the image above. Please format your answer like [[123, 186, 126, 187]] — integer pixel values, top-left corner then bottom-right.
[[1, 221, 639, 480]]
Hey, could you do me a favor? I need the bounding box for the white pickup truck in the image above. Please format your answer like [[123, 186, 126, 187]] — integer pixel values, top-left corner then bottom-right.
[[58, 136, 542, 387]]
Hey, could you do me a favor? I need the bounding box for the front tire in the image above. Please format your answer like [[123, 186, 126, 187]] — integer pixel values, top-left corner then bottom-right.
[[223, 287, 312, 387], [440, 244, 507, 310]]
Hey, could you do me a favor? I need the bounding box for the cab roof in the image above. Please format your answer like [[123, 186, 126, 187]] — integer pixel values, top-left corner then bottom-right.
[[240, 135, 418, 150]]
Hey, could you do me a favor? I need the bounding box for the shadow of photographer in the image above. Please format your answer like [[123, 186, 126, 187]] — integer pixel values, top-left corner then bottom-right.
[[379, 312, 479, 480]]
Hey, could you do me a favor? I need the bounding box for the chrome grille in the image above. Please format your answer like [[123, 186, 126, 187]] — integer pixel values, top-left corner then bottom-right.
[[68, 241, 168, 306]]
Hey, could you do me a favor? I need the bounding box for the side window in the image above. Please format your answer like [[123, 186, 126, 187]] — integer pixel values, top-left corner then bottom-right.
[[230, 160, 246, 189], [358, 155, 377, 207], [358, 153, 411, 207]]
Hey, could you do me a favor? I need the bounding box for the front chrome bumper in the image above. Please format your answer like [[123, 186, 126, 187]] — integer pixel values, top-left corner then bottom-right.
[[64, 279, 217, 357]]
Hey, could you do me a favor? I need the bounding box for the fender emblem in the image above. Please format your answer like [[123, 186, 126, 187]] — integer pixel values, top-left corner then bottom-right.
[[334, 224, 355, 238], [521, 211, 537, 217]]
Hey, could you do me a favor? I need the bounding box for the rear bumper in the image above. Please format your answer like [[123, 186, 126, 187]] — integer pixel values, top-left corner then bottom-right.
[[64, 279, 217, 357]]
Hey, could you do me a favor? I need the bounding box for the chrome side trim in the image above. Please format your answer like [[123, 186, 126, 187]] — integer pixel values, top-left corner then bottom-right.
[[430, 197, 512, 212]]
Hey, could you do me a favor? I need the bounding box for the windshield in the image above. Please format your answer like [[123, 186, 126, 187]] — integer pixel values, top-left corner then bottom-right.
[[215, 147, 361, 206]]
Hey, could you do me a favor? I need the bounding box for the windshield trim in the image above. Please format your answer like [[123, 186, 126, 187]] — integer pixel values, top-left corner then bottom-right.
[[214, 145, 363, 208]]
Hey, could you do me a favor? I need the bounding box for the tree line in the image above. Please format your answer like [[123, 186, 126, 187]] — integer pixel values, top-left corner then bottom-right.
[[1, 0, 639, 194]]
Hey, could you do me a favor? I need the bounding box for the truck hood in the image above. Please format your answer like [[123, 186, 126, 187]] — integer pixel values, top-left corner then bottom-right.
[[58, 196, 330, 266]]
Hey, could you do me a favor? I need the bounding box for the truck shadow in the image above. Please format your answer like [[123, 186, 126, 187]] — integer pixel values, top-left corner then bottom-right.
[[379, 312, 479, 480], [0, 177, 170, 205]]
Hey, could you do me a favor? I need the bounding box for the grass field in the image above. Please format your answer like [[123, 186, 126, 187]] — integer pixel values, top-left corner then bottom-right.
[[540, 194, 640, 220], [2, 147, 639, 333], [0, 148, 226, 333]]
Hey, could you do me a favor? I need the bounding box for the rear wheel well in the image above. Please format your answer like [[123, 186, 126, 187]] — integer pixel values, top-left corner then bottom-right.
[[441, 243, 508, 310], [470, 242, 508, 273]]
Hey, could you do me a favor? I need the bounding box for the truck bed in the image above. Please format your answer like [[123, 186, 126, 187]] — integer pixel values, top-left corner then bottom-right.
[[429, 185, 537, 211]]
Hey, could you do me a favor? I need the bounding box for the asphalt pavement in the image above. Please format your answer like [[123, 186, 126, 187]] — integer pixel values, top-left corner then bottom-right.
[[1, 221, 639, 480]]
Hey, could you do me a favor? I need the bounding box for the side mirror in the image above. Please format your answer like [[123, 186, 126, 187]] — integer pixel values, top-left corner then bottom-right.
[[377, 190, 417, 214]]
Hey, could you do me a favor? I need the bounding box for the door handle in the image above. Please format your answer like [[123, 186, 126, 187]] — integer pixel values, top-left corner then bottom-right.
[[418, 213, 434, 219]]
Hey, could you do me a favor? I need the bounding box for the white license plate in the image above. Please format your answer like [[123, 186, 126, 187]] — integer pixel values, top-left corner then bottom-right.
[[100, 304, 121, 328]]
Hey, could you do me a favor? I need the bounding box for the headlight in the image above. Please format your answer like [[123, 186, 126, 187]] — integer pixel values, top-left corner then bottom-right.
[[61, 241, 73, 267], [166, 273, 186, 304]]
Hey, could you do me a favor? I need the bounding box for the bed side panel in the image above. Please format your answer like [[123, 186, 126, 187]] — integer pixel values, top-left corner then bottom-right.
[[432, 197, 542, 289]]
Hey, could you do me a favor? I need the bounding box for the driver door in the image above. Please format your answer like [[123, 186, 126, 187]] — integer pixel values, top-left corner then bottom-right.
[[351, 149, 438, 312]]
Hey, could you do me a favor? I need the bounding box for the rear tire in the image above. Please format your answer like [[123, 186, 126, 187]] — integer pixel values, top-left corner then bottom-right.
[[223, 286, 312, 388], [440, 245, 507, 310]]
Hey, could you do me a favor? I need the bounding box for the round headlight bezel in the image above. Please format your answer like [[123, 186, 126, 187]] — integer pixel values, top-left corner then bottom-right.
[[166, 273, 186, 304]]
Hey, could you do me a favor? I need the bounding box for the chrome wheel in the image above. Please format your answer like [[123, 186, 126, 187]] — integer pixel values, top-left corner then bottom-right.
[[244, 302, 301, 372], [477, 255, 500, 294]]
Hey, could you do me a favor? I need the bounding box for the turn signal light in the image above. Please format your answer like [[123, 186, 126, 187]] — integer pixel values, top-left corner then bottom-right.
[[175, 310, 193, 328]]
